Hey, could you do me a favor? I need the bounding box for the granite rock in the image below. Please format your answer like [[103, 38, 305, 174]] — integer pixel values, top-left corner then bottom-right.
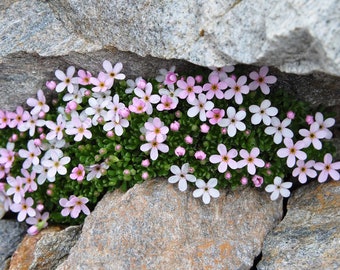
[[57, 179, 282, 270], [0, 220, 26, 270], [8, 225, 81, 270], [257, 180, 340, 269]]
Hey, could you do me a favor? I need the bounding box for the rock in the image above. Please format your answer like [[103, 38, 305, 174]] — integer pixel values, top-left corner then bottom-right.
[[1, 0, 340, 76], [8, 226, 81, 270], [257, 180, 340, 269], [0, 220, 26, 270], [57, 179, 282, 270]]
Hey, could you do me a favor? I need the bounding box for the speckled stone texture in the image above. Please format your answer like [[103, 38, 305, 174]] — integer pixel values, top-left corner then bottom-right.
[[0, 220, 26, 270], [57, 179, 282, 270], [257, 180, 340, 270], [8, 226, 81, 270], [1, 0, 340, 76]]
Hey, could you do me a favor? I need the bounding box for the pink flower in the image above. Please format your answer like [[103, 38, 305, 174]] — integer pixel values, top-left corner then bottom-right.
[[0, 142, 15, 169], [134, 83, 160, 115], [103, 60, 126, 85], [193, 178, 220, 204], [184, 135, 193, 144], [65, 116, 92, 141], [10, 197, 36, 222], [170, 121, 180, 131], [314, 112, 335, 139], [55, 66, 78, 93], [168, 163, 196, 192], [76, 70, 92, 85], [252, 175, 263, 187], [265, 177, 292, 200], [164, 71, 178, 85], [200, 123, 210, 133], [175, 146, 186, 157], [26, 210, 49, 235], [203, 73, 228, 99], [46, 81, 57, 90], [20, 169, 37, 192], [237, 147, 265, 175], [264, 117, 293, 144], [60, 195, 90, 219], [249, 99, 278, 125], [8, 106, 30, 129], [292, 160, 317, 184], [224, 75, 249, 104], [194, 150, 206, 160], [26, 89, 50, 116], [218, 107, 246, 137], [6, 176, 25, 203], [70, 164, 85, 182], [140, 140, 169, 160], [277, 138, 307, 168], [156, 66, 176, 84], [128, 97, 147, 114], [314, 153, 340, 182], [176, 76, 203, 102], [18, 139, 41, 169], [90, 72, 112, 92], [187, 93, 214, 121], [45, 114, 66, 141], [156, 95, 178, 111], [299, 122, 326, 150], [144, 117, 169, 143], [209, 144, 238, 173], [249, 66, 277, 95], [206, 108, 225, 125], [0, 110, 10, 129]]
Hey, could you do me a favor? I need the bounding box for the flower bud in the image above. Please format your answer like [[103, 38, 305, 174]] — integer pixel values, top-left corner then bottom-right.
[[200, 123, 210, 133], [194, 150, 206, 160], [241, 177, 248, 185], [46, 81, 56, 91], [252, 175, 263, 187], [170, 121, 180, 131], [184, 135, 193, 144], [175, 146, 186, 157]]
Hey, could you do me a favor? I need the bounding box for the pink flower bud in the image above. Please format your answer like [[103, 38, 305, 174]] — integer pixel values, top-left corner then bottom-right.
[[141, 159, 150, 167], [175, 110, 182, 118], [188, 167, 195, 173], [221, 128, 227, 135], [184, 135, 193, 144], [38, 111, 45, 118], [123, 169, 130, 175], [115, 144, 122, 151], [136, 78, 147, 89], [97, 117, 104, 124], [84, 90, 91, 97], [65, 107, 71, 114], [36, 203, 44, 212], [119, 108, 130, 118], [200, 123, 210, 133], [46, 189, 53, 196], [106, 131, 114, 138], [241, 177, 248, 185], [170, 121, 180, 131], [286, 111, 295, 120], [142, 172, 149, 180], [39, 133, 46, 140], [67, 101, 78, 111], [225, 172, 232, 179], [46, 81, 56, 91], [252, 175, 263, 187], [230, 74, 237, 81], [194, 150, 206, 160], [164, 72, 177, 85], [34, 138, 42, 146], [175, 146, 186, 157], [305, 115, 314, 125], [27, 225, 40, 236], [195, 75, 203, 83], [265, 162, 271, 169], [11, 134, 18, 142], [37, 127, 44, 134]]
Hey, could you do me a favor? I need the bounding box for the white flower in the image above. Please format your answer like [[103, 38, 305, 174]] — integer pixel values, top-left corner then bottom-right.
[[218, 107, 246, 137], [42, 153, 70, 178], [264, 117, 293, 144], [140, 140, 169, 160], [85, 97, 109, 126], [187, 93, 214, 121], [193, 178, 220, 204], [298, 122, 326, 150], [314, 112, 335, 139], [265, 177, 292, 200], [168, 163, 196, 191], [249, 99, 278, 125]]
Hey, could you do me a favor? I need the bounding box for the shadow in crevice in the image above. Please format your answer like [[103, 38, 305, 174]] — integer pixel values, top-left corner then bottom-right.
[[250, 251, 262, 270]]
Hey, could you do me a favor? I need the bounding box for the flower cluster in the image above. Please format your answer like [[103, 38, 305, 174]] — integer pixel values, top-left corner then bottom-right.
[[0, 61, 338, 233]]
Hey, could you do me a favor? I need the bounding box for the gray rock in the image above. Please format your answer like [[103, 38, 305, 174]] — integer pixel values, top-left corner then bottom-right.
[[57, 179, 282, 270], [257, 180, 340, 270], [8, 225, 81, 270], [1, 0, 339, 76], [0, 220, 26, 270]]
